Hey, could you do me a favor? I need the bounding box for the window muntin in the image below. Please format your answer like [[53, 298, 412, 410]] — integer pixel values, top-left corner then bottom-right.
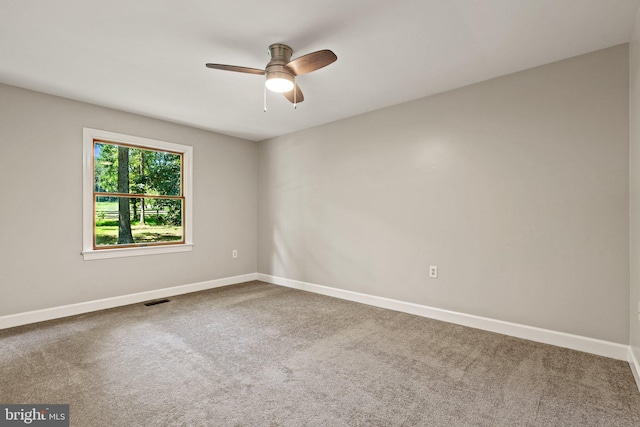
[[82, 128, 193, 260]]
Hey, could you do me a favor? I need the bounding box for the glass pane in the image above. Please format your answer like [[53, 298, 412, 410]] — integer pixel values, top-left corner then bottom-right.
[[95, 197, 183, 247], [94, 142, 182, 196]]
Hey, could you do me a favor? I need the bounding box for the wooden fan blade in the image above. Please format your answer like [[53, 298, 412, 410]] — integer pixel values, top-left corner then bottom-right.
[[283, 83, 304, 104], [205, 64, 265, 75], [285, 50, 337, 76]]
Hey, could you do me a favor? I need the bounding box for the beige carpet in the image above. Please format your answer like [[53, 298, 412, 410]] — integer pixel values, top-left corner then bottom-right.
[[1, 281, 639, 426]]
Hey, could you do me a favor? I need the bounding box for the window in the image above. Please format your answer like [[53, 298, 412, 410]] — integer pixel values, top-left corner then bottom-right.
[[82, 128, 192, 260]]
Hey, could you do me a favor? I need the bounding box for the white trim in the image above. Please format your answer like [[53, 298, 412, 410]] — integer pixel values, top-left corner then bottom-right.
[[81, 244, 193, 260], [2, 272, 631, 364], [0, 273, 257, 330], [629, 348, 640, 392], [82, 128, 194, 261], [257, 273, 629, 361]]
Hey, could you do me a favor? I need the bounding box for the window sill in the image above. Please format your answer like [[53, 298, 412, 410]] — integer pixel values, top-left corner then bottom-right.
[[82, 244, 193, 261]]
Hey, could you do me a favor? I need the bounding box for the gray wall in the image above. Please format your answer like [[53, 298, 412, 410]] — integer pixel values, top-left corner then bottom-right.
[[630, 12, 640, 361], [0, 84, 257, 316], [258, 45, 630, 344], [0, 44, 631, 347]]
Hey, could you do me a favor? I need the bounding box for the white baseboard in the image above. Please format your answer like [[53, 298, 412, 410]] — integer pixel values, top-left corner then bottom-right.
[[0, 273, 258, 330], [1, 272, 631, 365], [629, 348, 640, 392], [257, 273, 629, 361]]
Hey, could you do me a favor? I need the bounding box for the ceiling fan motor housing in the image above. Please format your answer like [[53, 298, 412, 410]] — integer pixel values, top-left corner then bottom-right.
[[266, 43, 295, 83]]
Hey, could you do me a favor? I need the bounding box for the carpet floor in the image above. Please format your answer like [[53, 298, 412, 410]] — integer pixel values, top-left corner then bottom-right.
[[1, 281, 639, 426]]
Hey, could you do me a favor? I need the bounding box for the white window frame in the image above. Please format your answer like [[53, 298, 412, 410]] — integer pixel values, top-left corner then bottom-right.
[[82, 128, 193, 260]]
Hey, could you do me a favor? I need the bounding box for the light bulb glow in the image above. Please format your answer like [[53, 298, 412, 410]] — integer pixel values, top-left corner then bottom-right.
[[265, 77, 294, 93]]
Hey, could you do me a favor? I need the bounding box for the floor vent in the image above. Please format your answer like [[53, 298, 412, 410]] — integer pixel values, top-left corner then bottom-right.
[[144, 299, 170, 307]]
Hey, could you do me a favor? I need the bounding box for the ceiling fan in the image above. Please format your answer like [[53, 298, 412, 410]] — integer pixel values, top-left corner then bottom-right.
[[206, 43, 337, 106]]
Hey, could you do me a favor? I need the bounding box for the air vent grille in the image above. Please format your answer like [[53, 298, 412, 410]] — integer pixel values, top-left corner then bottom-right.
[[144, 299, 170, 307]]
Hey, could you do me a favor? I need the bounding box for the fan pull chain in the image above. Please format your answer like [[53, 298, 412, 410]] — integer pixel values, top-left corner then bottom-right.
[[293, 78, 297, 109], [263, 84, 267, 112]]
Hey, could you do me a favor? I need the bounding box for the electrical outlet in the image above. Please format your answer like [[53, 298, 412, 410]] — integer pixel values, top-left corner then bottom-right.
[[429, 265, 438, 279], [232, 250, 238, 258]]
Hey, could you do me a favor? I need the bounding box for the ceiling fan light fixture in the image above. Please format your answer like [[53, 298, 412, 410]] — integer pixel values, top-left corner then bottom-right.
[[206, 43, 336, 104], [265, 71, 294, 93]]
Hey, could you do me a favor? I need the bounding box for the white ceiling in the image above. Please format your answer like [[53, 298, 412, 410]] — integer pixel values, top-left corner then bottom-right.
[[1, 0, 638, 141]]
